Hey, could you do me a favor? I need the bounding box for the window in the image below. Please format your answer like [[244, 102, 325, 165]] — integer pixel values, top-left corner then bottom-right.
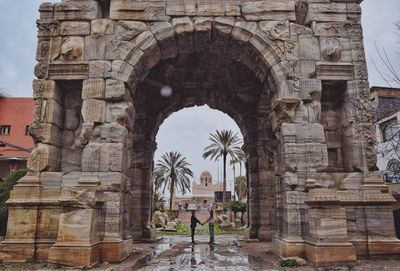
[[0, 125, 11, 135], [379, 97, 396, 108], [25, 125, 30, 135], [380, 118, 400, 142]]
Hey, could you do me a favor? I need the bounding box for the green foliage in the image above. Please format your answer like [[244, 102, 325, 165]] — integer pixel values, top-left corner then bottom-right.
[[230, 201, 246, 214], [154, 151, 193, 211], [280, 258, 299, 267], [153, 191, 166, 212], [202, 129, 243, 203], [234, 176, 247, 201], [0, 169, 27, 235]]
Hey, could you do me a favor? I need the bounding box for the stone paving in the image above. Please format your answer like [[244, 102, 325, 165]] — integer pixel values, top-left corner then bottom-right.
[[1, 235, 400, 270]]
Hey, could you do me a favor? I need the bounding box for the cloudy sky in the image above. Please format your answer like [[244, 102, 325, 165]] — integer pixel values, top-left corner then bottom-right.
[[0, 0, 399, 194]]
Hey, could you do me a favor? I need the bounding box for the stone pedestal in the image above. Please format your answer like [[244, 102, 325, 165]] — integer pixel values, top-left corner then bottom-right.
[[272, 237, 305, 258], [101, 238, 133, 263], [304, 189, 356, 264], [258, 227, 276, 241], [47, 188, 105, 268]]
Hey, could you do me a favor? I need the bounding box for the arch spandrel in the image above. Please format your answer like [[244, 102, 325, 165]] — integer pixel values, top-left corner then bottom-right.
[[1, 0, 400, 268]]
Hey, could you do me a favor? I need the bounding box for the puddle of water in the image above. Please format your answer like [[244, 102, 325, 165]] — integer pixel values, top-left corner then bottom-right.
[[141, 241, 276, 271]]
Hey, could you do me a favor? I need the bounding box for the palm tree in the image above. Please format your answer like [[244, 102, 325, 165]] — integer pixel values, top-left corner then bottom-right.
[[154, 151, 193, 211], [202, 130, 243, 203]]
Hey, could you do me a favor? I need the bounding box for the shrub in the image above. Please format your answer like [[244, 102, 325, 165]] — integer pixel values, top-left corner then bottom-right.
[[0, 169, 27, 236], [280, 258, 299, 267]]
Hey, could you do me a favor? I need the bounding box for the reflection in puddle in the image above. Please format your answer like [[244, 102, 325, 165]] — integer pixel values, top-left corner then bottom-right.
[[140, 237, 272, 271]]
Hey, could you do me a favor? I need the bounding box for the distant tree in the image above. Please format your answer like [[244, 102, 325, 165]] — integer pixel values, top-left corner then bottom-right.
[[203, 130, 243, 203], [230, 201, 246, 226], [234, 176, 247, 201], [154, 151, 193, 211], [0, 169, 27, 235]]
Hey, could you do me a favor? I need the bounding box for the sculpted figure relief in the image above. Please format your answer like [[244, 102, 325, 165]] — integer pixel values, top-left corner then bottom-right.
[[295, 0, 309, 26], [60, 36, 84, 61]]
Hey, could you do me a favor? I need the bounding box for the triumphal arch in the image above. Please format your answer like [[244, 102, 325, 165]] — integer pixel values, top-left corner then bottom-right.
[[0, 0, 399, 267]]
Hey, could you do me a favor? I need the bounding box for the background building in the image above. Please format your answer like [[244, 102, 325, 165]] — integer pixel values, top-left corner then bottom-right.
[[172, 170, 225, 210], [0, 98, 34, 179], [371, 86, 400, 238]]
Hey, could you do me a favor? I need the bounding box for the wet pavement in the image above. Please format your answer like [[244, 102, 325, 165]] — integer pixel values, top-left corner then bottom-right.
[[137, 235, 278, 271]]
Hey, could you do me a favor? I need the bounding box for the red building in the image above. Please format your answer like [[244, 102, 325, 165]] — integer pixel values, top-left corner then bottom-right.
[[0, 98, 35, 179]]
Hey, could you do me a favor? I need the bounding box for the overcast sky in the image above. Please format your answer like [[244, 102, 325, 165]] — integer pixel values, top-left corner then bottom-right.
[[0, 0, 399, 194]]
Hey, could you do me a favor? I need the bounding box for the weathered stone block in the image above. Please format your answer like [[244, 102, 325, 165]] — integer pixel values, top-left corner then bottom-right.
[[106, 102, 135, 127], [89, 60, 112, 78], [33, 80, 61, 102], [85, 35, 107, 60], [91, 19, 115, 35], [281, 123, 325, 144], [27, 144, 61, 172], [82, 99, 106, 123], [105, 79, 127, 101], [82, 78, 106, 99], [110, 0, 169, 21], [54, 1, 101, 21], [60, 21, 90, 36], [242, 1, 296, 21]]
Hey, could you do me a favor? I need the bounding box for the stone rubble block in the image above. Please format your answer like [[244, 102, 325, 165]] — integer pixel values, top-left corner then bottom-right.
[[61, 147, 83, 173], [197, 2, 241, 17], [150, 21, 176, 41], [307, 3, 348, 22], [173, 17, 194, 54], [79, 122, 94, 146], [241, 0, 296, 21], [299, 35, 320, 60], [35, 123, 63, 147], [39, 2, 54, 20], [80, 172, 126, 191], [110, 0, 170, 21], [283, 143, 328, 172], [33, 80, 61, 102], [82, 99, 106, 123], [39, 172, 62, 191], [105, 79, 127, 101], [55, 208, 101, 243], [111, 60, 134, 82], [40, 99, 64, 129], [60, 21, 90, 36], [82, 143, 125, 172], [61, 172, 81, 188], [232, 21, 257, 42], [92, 122, 129, 143], [214, 17, 235, 36], [85, 35, 107, 60], [166, 0, 196, 16], [89, 60, 112, 78], [91, 19, 115, 35], [281, 123, 326, 144], [82, 78, 106, 99], [27, 143, 61, 172], [54, 0, 101, 21], [105, 102, 135, 128]]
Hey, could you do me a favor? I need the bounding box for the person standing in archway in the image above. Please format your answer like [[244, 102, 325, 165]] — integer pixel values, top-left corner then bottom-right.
[[203, 210, 215, 244], [190, 210, 201, 244]]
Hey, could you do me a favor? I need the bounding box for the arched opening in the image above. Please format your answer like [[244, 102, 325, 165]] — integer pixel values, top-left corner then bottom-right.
[[126, 47, 278, 241], [152, 106, 246, 230]]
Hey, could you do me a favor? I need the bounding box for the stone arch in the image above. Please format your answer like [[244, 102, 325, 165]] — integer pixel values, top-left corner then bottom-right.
[[2, 1, 400, 268]]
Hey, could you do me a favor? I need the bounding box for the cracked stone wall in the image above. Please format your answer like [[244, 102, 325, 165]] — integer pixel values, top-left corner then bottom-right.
[[0, 0, 399, 268]]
